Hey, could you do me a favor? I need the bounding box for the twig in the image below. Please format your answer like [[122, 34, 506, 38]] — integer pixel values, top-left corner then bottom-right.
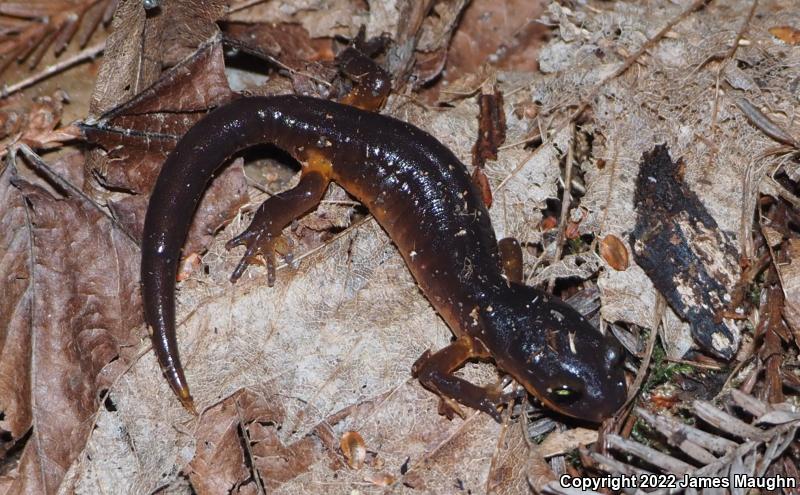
[[704, 0, 759, 174], [693, 400, 769, 441], [736, 98, 799, 147], [606, 434, 695, 474], [662, 355, 723, 370], [243, 174, 275, 196], [589, 452, 654, 477], [234, 397, 266, 495], [547, 122, 575, 293], [497, 133, 541, 151], [1, 41, 105, 99], [225, 0, 270, 15], [635, 408, 736, 457], [729, 388, 769, 417], [625, 296, 665, 403], [221, 36, 331, 89], [579, 393, 800, 495]]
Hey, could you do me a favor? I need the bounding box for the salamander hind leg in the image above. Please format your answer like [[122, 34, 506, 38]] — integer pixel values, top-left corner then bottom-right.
[[412, 336, 522, 422], [226, 170, 330, 285]]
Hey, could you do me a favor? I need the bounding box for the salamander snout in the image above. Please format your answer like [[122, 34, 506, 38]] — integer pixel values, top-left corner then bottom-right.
[[605, 339, 625, 367], [489, 285, 628, 423]]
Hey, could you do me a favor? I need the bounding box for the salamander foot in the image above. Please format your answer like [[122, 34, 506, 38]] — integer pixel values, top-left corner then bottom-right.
[[226, 227, 292, 285], [225, 170, 329, 285], [412, 337, 519, 423]]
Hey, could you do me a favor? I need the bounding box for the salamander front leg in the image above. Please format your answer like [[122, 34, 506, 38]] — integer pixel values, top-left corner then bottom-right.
[[412, 336, 522, 422], [498, 237, 523, 284], [335, 28, 391, 112], [226, 171, 329, 285]]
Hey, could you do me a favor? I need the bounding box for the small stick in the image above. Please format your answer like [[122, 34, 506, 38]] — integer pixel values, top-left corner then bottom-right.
[[547, 122, 575, 293], [1, 41, 105, 99]]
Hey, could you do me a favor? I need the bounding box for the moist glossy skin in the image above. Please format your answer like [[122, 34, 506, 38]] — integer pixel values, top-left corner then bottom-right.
[[141, 95, 627, 421]]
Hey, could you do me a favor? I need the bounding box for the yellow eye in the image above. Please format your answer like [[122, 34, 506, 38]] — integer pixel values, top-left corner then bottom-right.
[[550, 385, 580, 404]]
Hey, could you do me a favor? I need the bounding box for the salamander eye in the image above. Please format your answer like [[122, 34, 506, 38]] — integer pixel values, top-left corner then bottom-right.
[[549, 385, 581, 405]]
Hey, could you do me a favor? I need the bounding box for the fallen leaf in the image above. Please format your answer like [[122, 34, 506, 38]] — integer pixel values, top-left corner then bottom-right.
[[0, 91, 79, 154], [340, 431, 367, 469], [224, 0, 368, 39], [537, 427, 598, 458], [411, 0, 470, 85], [769, 26, 800, 45], [223, 22, 333, 63], [0, 164, 33, 458], [488, 419, 555, 494], [3, 151, 141, 494], [600, 234, 630, 271], [188, 395, 253, 494], [444, 0, 547, 81], [83, 39, 247, 255], [364, 471, 396, 486], [778, 239, 800, 342]]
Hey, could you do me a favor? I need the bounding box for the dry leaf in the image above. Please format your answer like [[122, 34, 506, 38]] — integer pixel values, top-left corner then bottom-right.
[[340, 431, 367, 469], [188, 397, 252, 494], [599, 234, 630, 271], [225, 0, 368, 39], [83, 39, 247, 255], [0, 164, 33, 458], [487, 418, 555, 494], [3, 152, 141, 494], [411, 0, 469, 85], [445, 0, 547, 81], [778, 239, 800, 338], [0, 91, 78, 154], [364, 471, 396, 486], [538, 427, 599, 458], [223, 22, 333, 63], [769, 25, 800, 45]]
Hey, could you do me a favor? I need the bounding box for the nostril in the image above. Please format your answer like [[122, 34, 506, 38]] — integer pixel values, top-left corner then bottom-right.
[[605, 343, 624, 366]]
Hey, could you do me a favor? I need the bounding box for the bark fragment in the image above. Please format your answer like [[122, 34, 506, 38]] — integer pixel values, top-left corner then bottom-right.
[[630, 145, 740, 358]]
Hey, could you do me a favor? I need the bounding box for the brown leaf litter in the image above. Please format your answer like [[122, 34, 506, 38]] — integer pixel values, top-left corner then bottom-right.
[[82, 38, 246, 252], [0, 148, 141, 493]]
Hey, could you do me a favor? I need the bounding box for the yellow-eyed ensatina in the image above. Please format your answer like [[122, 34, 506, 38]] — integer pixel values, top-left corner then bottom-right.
[[141, 49, 626, 422]]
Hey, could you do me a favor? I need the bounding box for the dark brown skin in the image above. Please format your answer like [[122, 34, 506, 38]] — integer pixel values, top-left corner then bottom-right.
[[141, 95, 627, 422]]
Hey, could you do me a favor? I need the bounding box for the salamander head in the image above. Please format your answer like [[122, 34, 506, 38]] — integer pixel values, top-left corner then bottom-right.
[[483, 284, 627, 423]]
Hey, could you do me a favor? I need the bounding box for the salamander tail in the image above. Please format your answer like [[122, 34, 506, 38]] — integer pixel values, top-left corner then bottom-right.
[[176, 385, 197, 415]]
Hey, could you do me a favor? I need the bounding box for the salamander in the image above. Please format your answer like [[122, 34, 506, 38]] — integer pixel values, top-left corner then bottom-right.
[[141, 94, 627, 423]]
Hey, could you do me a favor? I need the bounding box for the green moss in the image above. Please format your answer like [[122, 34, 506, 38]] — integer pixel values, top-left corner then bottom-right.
[[567, 237, 586, 255], [630, 417, 657, 446], [748, 284, 761, 307], [643, 343, 695, 393], [565, 448, 582, 467]]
